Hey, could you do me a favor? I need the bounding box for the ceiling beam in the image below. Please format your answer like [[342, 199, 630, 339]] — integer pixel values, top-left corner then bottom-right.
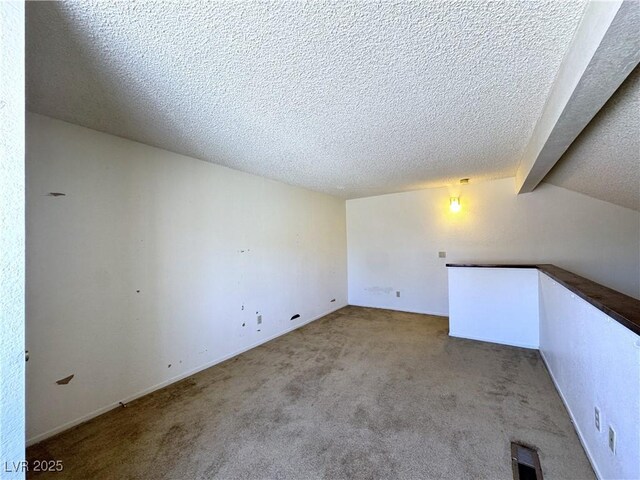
[[515, 0, 640, 194]]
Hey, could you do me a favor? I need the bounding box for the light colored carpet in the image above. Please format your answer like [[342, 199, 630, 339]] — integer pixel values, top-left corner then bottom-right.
[[27, 306, 594, 479]]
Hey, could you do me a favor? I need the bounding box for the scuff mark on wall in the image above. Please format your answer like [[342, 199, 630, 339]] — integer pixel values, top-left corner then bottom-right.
[[46, 192, 66, 197], [365, 286, 394, 296], [56, 374, 74, 385], [24, 113, 348, 444]]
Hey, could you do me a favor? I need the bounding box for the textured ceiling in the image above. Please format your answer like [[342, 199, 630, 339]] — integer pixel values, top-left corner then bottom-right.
[[544, 66, 640, 211], [27, 1, 587, 199]]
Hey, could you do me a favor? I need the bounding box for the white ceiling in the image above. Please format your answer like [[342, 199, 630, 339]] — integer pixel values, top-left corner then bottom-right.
[[544, 66, 640, 211], [27, 1, 588, 199]]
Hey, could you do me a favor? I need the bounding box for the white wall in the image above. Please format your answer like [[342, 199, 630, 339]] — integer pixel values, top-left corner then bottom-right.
[[539, 273, 640, 480], [347, 177, 640, 315], [446, 266, 639, 478], [26, 113, 347, 444], [448, 268, 539, 349], [0, 2, 26, 477]]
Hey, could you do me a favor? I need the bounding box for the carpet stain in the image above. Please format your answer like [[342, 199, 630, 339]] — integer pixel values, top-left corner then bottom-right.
[[26, 306, 594, 479]]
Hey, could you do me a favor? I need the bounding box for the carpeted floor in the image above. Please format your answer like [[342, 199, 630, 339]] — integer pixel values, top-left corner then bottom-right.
[[27, 306, 594, 479]]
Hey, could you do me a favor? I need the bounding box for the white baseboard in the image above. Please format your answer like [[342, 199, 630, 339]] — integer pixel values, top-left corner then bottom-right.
[[449, 332, 538, 350], [539, 350, 602, 480], [347, 303, 448, 318], [26, 303, 347, 447]]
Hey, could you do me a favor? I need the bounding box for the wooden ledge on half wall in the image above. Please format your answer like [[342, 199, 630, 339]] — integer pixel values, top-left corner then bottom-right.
[[446, 263, 640, 336]]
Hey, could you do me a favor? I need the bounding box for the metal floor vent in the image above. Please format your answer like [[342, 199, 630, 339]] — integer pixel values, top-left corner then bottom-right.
[[511, 442, 543, 480]]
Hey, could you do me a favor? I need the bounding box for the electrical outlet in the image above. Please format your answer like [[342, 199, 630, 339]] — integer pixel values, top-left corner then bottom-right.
[[396, 291, 400, 298], [595, 407, 600, 431], [608, 426, 616, 454], [257, 314, 262, 325]]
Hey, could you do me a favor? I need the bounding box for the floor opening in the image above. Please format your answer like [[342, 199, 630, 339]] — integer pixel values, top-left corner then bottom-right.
[[511, 442, 543, 480]]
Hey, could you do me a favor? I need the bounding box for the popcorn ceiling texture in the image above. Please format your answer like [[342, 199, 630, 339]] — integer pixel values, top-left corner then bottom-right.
[[26, 1, 586, 199], [545, 67, 640, 211]]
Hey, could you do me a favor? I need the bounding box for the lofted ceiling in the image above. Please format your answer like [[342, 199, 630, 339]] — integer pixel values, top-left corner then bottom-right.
[[27, 1, 589, 199], [544, 66, 640, 211]]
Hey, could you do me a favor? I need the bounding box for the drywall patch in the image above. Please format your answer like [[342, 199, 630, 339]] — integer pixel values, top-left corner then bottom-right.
[[56, 375, 74, 385]]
